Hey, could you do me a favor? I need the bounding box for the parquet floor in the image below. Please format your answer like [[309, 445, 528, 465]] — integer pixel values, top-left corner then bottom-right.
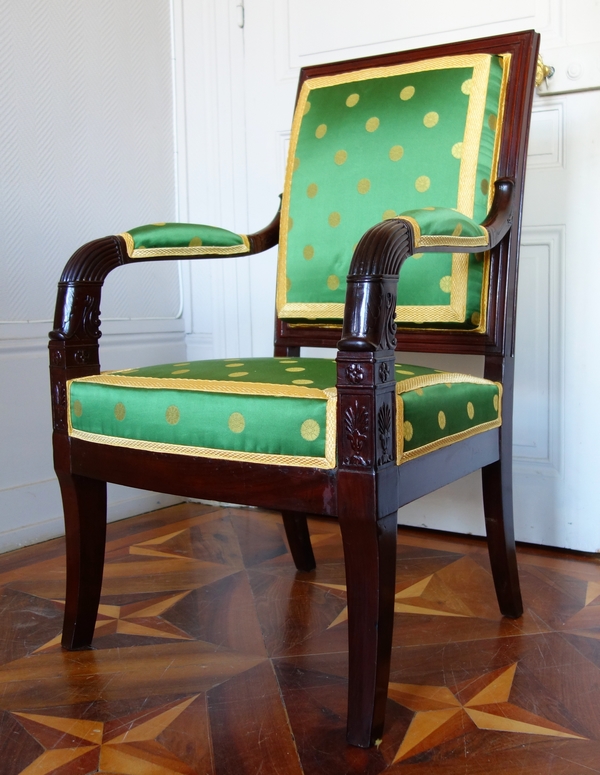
[[1, 503, 600, 774]]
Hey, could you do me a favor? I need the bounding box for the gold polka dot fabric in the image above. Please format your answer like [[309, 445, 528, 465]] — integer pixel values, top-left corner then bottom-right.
[[278, 53, 507, 331], [67, 359, 502, 469], [121, 223, 249, 259], [228, 412, 245, 433], [165, 406, 180, 425], [393, 362, 502, 462], [397, 207, 488, 249]]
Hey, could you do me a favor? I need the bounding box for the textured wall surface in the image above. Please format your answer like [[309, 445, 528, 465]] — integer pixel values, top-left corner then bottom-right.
[[0, 0, 180, 323], [0, 0, 184, 552]]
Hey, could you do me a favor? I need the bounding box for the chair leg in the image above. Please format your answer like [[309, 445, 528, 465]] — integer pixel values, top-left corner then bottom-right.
[[281, 510, 316, 571], [482, 456, 523, 619], [57, 471, 107, 650], [339, 510, 397, 748]]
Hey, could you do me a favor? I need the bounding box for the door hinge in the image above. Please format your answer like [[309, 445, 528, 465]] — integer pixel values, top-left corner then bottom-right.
[[236, 1, 244, 28]]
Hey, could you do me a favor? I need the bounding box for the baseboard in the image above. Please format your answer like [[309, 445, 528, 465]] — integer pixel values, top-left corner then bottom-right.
[[0, 479, 184, 554]]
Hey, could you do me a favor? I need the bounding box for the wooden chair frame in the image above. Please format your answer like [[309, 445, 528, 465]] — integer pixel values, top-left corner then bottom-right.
[[49, 31, 540, 747]]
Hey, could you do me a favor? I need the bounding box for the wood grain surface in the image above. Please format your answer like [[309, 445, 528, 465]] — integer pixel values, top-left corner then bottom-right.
[[0, 502, 599, 773]]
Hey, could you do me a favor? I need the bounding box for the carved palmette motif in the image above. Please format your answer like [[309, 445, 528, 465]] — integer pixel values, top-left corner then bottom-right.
[[377, 402, 394, 466], [52, 380, 67, 431], [381, 290, 397, 351], [342, 399, 370, 467], [81, 293, 101, 339], [53, 286, 102, 341]]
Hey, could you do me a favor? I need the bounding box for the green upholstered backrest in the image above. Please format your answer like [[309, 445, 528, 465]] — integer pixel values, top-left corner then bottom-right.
[[276, 53, 509, 331]]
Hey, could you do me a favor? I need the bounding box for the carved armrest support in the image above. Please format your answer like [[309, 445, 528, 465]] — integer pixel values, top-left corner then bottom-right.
[[479, 178, 515, 250], [335, 219, 410, 474], [247, 209, 280, 254], [338, 219, 413, 353], [412, 177, 515, 255], [49, 236, 128, 342], [49, 208, 282, 343], [337, 179, 515, 354], [48, 210, 281, 433]]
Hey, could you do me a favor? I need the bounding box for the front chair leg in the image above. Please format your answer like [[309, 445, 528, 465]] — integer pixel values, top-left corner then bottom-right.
[[281, 510, 316, 572], [339, 510, 397, 747], [57, 471, 107, 649], [482, 456, 523, 618]]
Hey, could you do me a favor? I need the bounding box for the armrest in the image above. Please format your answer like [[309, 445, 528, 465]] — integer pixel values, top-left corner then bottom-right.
[[396, 178, 514, 254], [118, 206, 280, 259], [337, 179, 515, 352], [49, 208, 281, 341]]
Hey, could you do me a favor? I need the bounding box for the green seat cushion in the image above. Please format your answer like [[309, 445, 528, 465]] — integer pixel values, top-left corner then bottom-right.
[[276, 52, 509, 330], [68, 358, 501, 469], [393, 363, 501, 461], [120, 223, 250, 259]]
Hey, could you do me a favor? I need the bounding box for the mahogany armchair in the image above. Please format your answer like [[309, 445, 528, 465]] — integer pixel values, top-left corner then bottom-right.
[[49, 31, 540, 747]]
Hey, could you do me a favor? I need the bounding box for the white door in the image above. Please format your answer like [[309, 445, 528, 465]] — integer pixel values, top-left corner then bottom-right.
[[182, 0, 600, 551]]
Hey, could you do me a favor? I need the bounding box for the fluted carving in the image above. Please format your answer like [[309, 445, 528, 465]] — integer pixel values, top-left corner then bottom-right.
[[50, 236, 128, 341], [58, 236, 126, 284], [339, 219, 412, 352], [347, 218, 412, 278]]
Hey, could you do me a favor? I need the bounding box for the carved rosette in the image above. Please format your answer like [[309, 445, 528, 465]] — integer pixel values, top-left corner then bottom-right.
[[74, 348, 92, 365], [50, 348, 64, 366], [337, 351, 396, 471], [345, 363, 365, 384]]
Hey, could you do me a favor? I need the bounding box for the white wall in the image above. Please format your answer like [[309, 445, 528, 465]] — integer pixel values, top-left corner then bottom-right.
[[174, 0, 253, 362], [0, 0, 186, 552]]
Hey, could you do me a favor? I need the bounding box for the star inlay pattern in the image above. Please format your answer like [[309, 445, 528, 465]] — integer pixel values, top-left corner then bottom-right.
[[35, 591, 194, 652], [561, 578, 600, 641], [311, 556, 490, 630], [389, 663, 586, 763], [0, 504, 599, 774], [12, 695, 201, 774]]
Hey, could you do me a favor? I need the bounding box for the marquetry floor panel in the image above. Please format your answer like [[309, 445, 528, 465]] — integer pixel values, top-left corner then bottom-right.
[[1, 503, 600, 773]]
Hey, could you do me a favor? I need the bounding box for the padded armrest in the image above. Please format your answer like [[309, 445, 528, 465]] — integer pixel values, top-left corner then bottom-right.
[[49, 208, 281, 342], [396, 208, 489, 250], [338, 179, 515, 351], [396, 178, 514, 254], [119, 204, 281, 260], [120, 222, 250, 259]]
